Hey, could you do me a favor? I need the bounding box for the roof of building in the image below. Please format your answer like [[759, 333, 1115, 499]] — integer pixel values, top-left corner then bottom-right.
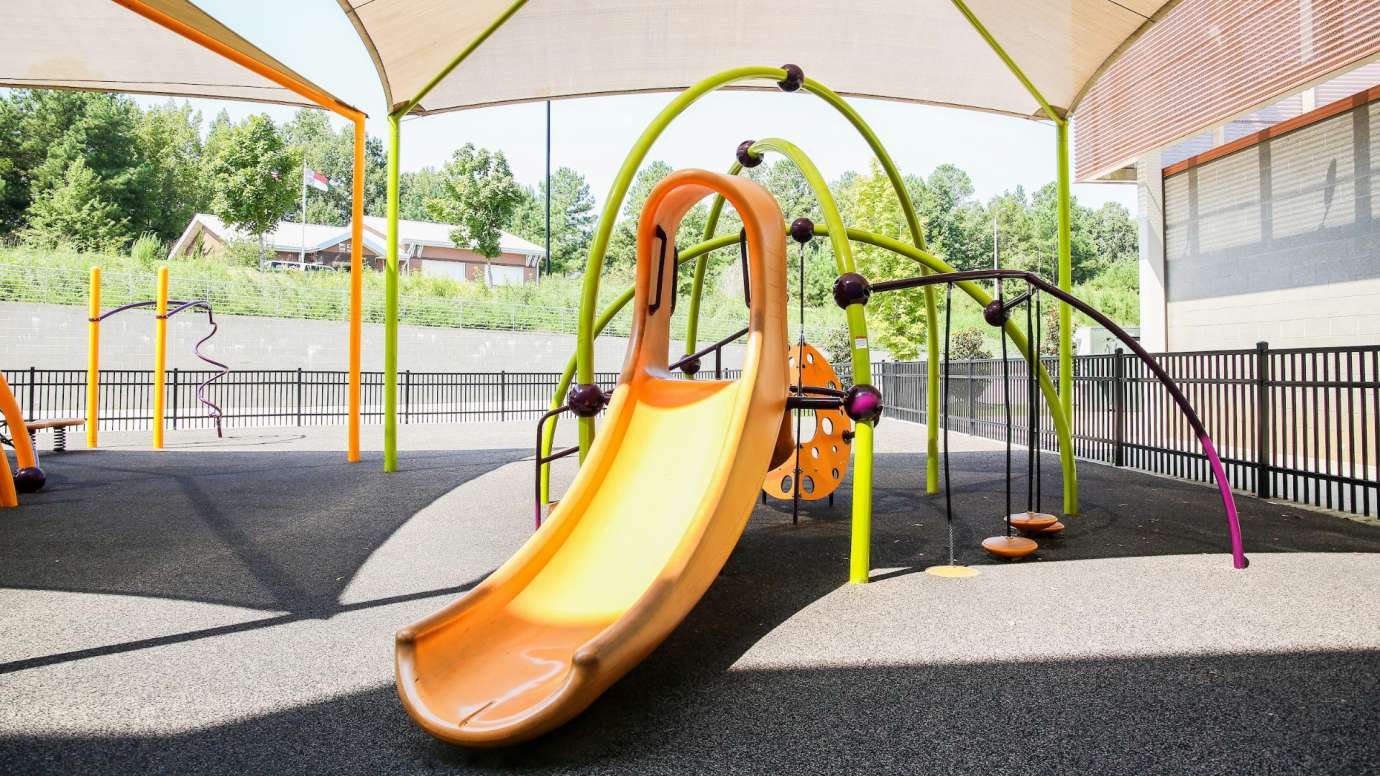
[[360, 216, 545, 256], [170, 213, 544, 260]]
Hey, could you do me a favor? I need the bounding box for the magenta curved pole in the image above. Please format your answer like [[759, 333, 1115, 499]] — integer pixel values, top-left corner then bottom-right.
[[872, 268, 1248, 569]]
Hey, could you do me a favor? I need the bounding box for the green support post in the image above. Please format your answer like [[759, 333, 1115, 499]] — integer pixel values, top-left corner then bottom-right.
[[1056, 120, 1073, 449], [376, 0, 530, 472], [949, 0, 1078, 514]]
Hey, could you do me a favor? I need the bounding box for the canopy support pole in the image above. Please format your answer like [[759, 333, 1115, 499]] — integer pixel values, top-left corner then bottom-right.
[[349, 118, 364, 463], [949, 0, 1077, 513], [384, 114, 401, 473], [376, 0, 529, 471], [113, 0, 368, 465]]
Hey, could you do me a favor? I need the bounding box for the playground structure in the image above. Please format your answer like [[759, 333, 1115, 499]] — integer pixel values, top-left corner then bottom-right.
[[399, 64, 1251, 747], [85, 266, 231, 449], [13, 0, 1337, 759]]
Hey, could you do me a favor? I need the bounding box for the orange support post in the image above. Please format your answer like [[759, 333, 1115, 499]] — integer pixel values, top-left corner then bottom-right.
[[0, 372, 37, 508], [113, 0, 366, 462]]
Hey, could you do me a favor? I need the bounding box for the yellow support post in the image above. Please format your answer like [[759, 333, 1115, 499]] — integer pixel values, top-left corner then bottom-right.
[[86, 266, 101, 449], [152, 266, 169, 449]]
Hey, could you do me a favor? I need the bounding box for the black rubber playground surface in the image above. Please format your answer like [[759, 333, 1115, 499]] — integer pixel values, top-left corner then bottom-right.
[[2, 445, 1378, 774]]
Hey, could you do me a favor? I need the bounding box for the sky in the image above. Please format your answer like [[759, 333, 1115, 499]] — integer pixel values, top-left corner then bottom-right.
[[151, 0, 1138, 215]]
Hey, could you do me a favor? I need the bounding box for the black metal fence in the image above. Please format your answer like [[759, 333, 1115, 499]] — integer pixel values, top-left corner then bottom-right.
[[1, 366, 742, 431], [875, 342, 1380, 518], [7, 342, 1377, 517]]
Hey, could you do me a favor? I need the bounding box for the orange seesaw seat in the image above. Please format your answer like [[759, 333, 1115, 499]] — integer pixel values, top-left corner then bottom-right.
[[395, 170, 790, 747], [982, 535, 1039, 559]]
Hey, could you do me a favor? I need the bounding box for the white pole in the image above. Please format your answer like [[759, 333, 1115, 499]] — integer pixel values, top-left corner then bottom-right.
[[300, 157, 308, 267]]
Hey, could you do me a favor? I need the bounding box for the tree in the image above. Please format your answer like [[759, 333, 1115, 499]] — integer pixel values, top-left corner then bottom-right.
[[605, 160, 673, 270], [509, 166, 596, 275], [844, 161, 929, 359], [425, 143, 525, 286], [136, 101, 206, 240], [0, 90, 149, 243], [21, 158, 128, 252], [1089, 201, 1138, 264], [398, 167, 447, 221], [203, 114, 296, 262]]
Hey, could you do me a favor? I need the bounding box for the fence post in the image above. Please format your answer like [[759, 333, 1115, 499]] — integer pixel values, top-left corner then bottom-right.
[[402, 370, 412, 425], [296, 367, 303, 427], [27, 366, 35, 422], [500, 370, 507, 421], [1255, 341, 1271, 499], [966, 362, 976, 433], [171, 368, 179, 430], [1113, 348, 1125, 467]]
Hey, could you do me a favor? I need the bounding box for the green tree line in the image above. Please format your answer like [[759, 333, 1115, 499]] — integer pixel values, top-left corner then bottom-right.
[[0, 90, 1137, 356]]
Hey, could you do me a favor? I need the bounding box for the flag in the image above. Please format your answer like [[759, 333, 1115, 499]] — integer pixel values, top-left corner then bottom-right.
[[304, 168, 330, 192]]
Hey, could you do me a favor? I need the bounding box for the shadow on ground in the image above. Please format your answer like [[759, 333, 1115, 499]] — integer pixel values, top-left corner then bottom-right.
[[4, 649, 1377, 775], [0, 448, 527, 612], [2, 447, 1378, 773]]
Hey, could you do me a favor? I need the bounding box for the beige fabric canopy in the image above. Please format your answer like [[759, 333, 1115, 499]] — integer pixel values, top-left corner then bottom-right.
[[2, 0, 353, 110], [339, 0, 1172, 119]]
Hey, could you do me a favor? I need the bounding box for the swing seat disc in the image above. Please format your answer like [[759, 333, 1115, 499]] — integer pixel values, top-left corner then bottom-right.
[[1035, 521, 1065, 534], [1008, 511, 1058, 531], [763, 343, 852, 501], [982, 535, 1038, 559]]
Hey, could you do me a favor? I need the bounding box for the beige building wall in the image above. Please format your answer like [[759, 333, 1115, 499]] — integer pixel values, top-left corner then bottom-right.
[[1166, 277, 1380, 351], [1156, 89, 1380, 352]]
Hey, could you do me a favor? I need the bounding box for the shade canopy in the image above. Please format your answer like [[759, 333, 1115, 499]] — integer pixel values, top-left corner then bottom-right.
[[338, 0, 1171, 119], [2, 0, 356, 111]]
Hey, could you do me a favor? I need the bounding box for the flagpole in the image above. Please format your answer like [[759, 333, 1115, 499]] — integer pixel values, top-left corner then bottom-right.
[[300, 156, 308, 266]]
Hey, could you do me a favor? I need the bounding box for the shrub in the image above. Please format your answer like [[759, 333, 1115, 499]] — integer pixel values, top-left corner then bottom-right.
[[950, 327, 992, 360], [129, 233, 163, 267]]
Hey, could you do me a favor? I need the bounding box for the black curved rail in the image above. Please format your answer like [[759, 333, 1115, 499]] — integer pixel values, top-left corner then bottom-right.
[[96, 299, 230, 438], [871, 268, 1247, 569]]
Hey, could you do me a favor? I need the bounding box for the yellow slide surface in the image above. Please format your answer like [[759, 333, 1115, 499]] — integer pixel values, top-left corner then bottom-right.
[[396, 170, 789, 746]]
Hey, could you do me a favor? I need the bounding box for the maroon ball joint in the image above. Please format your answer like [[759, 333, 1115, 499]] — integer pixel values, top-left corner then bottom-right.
[[678, 356, 701, 377], [736, 140, 763, 168], [832, 271, 872, 309], [843, 384, 884, 424], [789, 217, 815, 244], [983, 299, 1009, 327], [566, 383, 608, 417], [13, 466, 45, 494], [777, 63, 804, 92]]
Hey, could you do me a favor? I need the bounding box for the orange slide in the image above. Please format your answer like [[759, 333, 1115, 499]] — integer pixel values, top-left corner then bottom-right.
[[396, 170, 789, 746]]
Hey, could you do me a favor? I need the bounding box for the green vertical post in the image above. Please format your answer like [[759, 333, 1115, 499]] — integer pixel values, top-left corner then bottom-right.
[[384, 113, 401, 472], [1056, 120, 1073, 491]]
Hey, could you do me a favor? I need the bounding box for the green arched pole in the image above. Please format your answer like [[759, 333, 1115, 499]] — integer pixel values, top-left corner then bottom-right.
[[746, 138, 875, 582], [544, 225, 1079, 517], [685, 78, 944, 496]]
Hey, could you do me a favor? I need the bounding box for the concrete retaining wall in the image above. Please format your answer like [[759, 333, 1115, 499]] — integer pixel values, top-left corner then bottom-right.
[[0, 302, 745, 373]]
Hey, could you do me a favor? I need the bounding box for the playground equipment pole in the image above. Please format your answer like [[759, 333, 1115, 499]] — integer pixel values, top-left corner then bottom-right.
[[86, 266, 100, 449], [349, 119, 364, 463], [152, 266, 169, 449], [683, 77, 943, 493], [384, 114, 401, 473], [1056, 121, 1073, 429], [0, 372, 37, 508], [949, 0, 1077, 513], [379, 0, 530, 471], [113, 0, 367, 464], [744, 139, 874, 582]]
